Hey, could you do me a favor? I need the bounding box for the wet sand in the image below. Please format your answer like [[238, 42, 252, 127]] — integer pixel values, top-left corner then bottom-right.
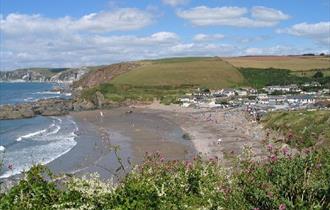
[[49, 107, 196, 180]]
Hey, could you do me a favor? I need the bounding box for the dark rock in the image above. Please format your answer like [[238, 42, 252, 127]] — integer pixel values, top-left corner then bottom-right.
[[72, 99, 96, 111], [91, 91, 105, 108]]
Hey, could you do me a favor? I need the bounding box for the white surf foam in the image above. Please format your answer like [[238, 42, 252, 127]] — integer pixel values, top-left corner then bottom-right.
[[34, 91, 61, 95], [46, 125, 61, 136], [1, 116, 79, 179], [0, 145, 5, 152], [0, 136, 77, 179], [16, 129, 47, 141]]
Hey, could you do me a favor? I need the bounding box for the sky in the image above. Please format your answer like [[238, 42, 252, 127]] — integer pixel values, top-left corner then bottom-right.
[[0, 0, 329, 70]]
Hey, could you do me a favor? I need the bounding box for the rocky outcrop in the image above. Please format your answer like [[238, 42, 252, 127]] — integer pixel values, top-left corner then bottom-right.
[[0, 98, 98, 120], [91, 91, 105, 108]]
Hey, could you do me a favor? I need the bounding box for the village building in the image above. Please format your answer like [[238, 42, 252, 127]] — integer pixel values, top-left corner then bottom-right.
[[235, 89, 248, 96], [268, 95, 286, 105], [287, 95, 315, 104], [257, 94, 269, 104], [264, 84, 301, 94], [220, 88, 236, 97]]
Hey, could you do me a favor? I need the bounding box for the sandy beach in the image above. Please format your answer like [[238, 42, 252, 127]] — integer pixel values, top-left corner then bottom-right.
[[135, 102, 266, 162], [47, 102, 266, 180], [48, 106, 196, 180]]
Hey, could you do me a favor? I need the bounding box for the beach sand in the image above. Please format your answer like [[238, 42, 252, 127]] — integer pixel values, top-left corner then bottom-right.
[[49, 106, 196, 180], [135, 102, 266, 163], [2, 103, 266, 187]]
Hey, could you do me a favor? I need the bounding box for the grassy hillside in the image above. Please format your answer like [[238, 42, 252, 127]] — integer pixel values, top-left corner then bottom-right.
[[111, 57, 245, 89], [224, 56, 330, 71], [262, 111, 330, 149]]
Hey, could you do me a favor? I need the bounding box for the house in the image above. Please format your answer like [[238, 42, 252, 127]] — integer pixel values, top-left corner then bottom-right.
[[287, 95, 315, 104], [302, 82, 321, 87], [268, 96, 286, 105], [264, 84, 301, 94], [221, 88, 236, 97], [257, 94, 269, 104], [235, 89, 248, 96]]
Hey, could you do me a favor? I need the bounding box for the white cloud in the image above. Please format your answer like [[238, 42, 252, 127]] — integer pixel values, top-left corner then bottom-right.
[[251, 6, 289, 21], [162, 0, 189, 7], [0, 27, 238, 70], [193, 33, 224, 42], [0, 8, 153, 35], [244, 45, 317, 55], [277, 22, 330, 45], [177, 6, 289, 27]]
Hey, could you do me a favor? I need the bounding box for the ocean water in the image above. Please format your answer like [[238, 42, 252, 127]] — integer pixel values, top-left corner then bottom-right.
[[0, 82, 77, 178]]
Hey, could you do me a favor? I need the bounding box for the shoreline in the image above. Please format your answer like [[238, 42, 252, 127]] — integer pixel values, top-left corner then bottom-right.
[[1, 102, 266, 185], [49, 106, 196, 180]]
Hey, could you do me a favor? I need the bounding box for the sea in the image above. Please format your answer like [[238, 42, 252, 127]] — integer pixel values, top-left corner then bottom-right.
[[0, 82, 78, 178]]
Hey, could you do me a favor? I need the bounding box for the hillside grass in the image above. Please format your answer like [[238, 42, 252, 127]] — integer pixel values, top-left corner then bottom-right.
[[261, 110, 330, 149], [111, 57, 245, 89], [81, 84, 193, 105], [224, 56, 330, 71]]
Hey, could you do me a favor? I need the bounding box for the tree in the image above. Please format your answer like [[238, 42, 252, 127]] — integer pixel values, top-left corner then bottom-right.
[[313, 71, 324, 78]]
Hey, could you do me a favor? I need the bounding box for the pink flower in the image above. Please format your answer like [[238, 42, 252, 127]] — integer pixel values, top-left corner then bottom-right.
[[160, 158, 165, 163], [253, 208, 260, 210], [281, 146, 289, 156], [287, 132, 293, 140], [267, 144, 273, 152], [269, 154, 278, 162], [279, 204, 286, 210]]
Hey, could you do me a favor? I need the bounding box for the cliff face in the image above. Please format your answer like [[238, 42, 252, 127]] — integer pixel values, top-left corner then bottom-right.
[[0, 67, 92, 83], [73, 62, 140, 88]]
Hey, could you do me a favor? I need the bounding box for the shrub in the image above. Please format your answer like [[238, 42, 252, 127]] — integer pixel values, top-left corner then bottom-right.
[[1, 148, 329, 209]]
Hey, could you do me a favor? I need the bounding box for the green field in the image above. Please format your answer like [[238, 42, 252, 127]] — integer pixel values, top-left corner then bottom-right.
[[262, 110, 330, 149], [111, 57, 245, 89], [224, 56, 330, 71]]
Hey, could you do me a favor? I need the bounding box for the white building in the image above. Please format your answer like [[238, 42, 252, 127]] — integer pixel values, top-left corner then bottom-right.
[[287, 95, 315, 104]]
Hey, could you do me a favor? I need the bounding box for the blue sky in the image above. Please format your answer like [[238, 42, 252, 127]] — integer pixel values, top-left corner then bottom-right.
[[0, 0, 329, 70]]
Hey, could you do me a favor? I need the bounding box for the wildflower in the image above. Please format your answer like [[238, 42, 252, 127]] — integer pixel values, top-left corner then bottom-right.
[[281, 146, 289, 156], [279, 203, 286, 210], [267, 144, 273, 152], [269, 154, 277, 162], [253, 208, 260, 210]]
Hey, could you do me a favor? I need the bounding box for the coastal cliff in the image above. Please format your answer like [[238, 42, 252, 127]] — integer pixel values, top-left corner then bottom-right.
[[0, 67, 94, 83]]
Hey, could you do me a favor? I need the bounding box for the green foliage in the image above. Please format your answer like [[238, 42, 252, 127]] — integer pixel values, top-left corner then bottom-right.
[[240, 68, 330, 88], [0, 165, 61, 210], [1, 149, 329, 209], [262, 111, 330, 149], [239, 68, 309, 88], [313, 71, 324, 78], [81, 83, 192, 105]]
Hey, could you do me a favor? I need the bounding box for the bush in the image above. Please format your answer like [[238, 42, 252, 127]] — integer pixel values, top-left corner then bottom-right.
[[1, 148, 329, 209]]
